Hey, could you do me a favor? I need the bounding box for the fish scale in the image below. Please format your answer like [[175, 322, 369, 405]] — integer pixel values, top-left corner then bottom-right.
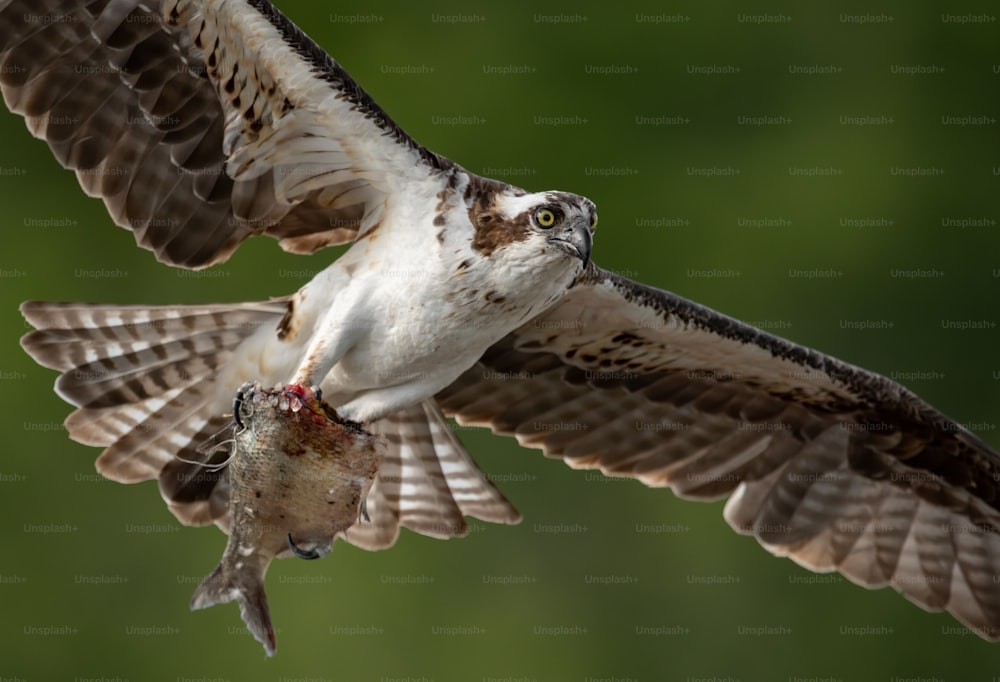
[[189, 382, 383, 656]]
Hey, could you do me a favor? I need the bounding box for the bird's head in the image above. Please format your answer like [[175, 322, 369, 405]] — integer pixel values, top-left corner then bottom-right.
[[470, 189, 597, 270]]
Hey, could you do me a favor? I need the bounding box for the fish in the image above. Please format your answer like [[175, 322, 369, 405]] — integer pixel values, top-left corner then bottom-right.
[[189, 382, 383, 656]]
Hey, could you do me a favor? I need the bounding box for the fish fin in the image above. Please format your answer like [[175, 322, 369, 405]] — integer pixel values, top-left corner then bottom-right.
[[190, 562, 276, 656]]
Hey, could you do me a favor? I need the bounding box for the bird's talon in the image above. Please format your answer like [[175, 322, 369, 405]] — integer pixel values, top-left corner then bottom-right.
[[232, 382, 256, 430], [287, 532, 322, 560]]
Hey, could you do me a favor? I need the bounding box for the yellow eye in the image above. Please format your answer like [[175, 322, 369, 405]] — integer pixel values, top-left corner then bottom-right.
[[590, 214, 598, 230], [534, 207, 557, 228]]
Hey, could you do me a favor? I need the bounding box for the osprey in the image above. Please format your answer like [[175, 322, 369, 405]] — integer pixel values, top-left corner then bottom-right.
[[3, 0, 1000, 647]]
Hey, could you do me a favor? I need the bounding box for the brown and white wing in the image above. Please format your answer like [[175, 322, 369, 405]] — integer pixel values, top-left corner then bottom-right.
[[0, 0, 452, 268], [435, 263, 1000, 640]]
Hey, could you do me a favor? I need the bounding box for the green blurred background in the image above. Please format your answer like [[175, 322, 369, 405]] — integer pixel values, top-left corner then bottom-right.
[[2, 1, 999, 680]]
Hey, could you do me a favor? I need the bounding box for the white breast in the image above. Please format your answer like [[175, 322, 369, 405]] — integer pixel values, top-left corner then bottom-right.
[[223, 174, 580, 422]]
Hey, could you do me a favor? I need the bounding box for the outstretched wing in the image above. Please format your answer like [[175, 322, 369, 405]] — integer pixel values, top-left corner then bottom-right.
[[0, 0, 452, 268], [436, 263, 1000, 640]]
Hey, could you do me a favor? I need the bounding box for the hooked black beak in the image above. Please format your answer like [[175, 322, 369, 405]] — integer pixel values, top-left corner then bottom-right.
[[547, 222, 593, 265]]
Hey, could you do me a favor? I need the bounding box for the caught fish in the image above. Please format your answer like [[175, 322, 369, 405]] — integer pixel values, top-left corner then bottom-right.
[[189, 383, 383, 656]]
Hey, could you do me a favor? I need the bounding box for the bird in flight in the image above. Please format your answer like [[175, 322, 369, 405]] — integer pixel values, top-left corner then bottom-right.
[[3, 0, 999, 647]]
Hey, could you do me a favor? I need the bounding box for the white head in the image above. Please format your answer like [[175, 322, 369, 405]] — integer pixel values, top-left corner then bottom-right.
[[470, 189, 597, 267]]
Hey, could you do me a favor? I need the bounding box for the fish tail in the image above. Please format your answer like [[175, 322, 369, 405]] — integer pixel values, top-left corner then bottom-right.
[[190, 562, 276, 656]]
